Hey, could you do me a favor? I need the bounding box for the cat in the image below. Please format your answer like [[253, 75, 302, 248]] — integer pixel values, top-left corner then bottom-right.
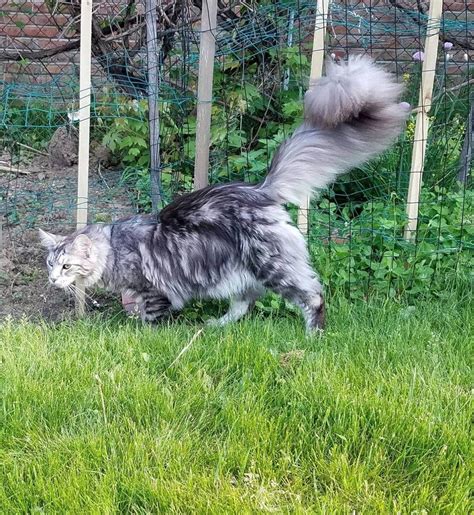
[[39, 56, 409, 332]]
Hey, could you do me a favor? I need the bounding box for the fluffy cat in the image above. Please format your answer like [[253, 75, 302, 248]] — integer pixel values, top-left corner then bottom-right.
[[39, 56, 409, 331]]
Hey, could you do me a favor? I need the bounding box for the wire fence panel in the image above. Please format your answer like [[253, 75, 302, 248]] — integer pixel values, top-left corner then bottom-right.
[[0, 0, 472, 319]]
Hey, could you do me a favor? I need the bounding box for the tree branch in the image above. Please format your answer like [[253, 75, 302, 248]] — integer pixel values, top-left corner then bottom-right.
[[389, 0, 473, 50], [0, 40, 80, 62], [0, 12, 146, 63]]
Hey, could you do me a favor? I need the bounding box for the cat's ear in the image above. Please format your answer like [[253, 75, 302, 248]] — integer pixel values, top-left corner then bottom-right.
[[38, 229, 64, 250], [71, 234, 92, 257]]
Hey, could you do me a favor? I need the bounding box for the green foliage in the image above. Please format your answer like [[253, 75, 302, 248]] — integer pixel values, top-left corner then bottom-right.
[[98, 95, 197, 207], [100, 99, 149, 166], [310, 187, 473, 298], [0, 99, 63, 150], [102, 117, 149, 168], [97, 50, 471, 216], [98, 45, 309, 207]]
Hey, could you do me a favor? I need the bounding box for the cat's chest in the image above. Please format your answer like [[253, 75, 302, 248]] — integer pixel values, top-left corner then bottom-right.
[[104, 246, 149, 291]]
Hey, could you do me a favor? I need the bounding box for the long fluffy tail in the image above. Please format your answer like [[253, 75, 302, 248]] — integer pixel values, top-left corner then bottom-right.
[[259, 56, 410, 205]]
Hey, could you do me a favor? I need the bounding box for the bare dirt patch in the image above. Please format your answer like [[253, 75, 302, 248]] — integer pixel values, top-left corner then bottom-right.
[[1, 152, 134, 321]]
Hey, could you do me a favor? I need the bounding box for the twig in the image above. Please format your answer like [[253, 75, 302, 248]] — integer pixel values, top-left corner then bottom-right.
[[247, 83, 277, 150], [103, 22, 147, 43], [97, 162, 110, 190], [159, 5, 174, 28], [168, 328, 204, 369], [0, 40, 80, 62], [0, 165, 29, 175], [9, 271, 22, 297], [57, 12, 82, 39], [94, 374, 108, 425], [0, 14, 144, 62], [444, 78, 474, 95], [15, 142, 49, 157], [431, 79, 474, 105]]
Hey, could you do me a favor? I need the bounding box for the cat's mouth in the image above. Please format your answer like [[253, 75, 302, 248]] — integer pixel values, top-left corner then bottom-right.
[[49, 276, 76, 289]]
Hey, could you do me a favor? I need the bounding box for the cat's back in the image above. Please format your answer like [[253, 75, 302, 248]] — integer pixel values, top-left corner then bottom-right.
[[159, 182, 274, 232], [113, 213, 158, 227], [108, 214, 158, 250]]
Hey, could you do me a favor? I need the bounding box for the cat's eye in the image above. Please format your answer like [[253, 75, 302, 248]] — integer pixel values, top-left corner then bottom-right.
[[63, 264, 71, 270]]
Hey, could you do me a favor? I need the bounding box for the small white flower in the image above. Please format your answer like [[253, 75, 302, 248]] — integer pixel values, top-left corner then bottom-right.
[[412, 51, 424, 62], [67, 110, 81, 122]]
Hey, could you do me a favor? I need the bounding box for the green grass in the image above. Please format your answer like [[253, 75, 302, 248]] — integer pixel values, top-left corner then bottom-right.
[[1, 293, 472, 513]]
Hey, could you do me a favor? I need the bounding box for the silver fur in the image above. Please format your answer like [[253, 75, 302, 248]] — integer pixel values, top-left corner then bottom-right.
[[40, 57, 409, 331]]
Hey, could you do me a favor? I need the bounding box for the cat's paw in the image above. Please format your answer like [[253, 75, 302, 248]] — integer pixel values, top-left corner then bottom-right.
[[205, 317, 227, 327], [306, 326, 324, 337]]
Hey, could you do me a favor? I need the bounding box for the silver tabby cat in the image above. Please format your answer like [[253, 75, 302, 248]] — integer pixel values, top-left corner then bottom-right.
[[40, 57, 409, 331]]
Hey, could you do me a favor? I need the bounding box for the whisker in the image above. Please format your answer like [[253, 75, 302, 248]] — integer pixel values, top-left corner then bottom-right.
[[69, 283, 101, 308], [67, 285, 93, 309]]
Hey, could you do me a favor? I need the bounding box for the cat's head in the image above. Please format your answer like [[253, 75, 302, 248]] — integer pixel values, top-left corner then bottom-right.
[[39, 229, 102, 289]]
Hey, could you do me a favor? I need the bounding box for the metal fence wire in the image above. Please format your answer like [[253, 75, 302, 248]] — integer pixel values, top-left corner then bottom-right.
[[0, 0, 472, 317]]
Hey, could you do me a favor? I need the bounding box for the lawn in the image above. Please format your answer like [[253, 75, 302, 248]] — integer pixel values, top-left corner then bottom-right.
[[1, 291, 472, 512]]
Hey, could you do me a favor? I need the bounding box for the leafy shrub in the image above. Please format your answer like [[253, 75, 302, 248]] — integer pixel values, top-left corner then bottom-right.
[[310, 187, 473, 299], [98, 49, 471, 215], [0, 98, 65, 151]]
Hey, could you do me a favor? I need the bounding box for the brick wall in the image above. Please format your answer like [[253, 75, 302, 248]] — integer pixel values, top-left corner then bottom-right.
[[327, 0, 472, 75], [1, 0, 74, 82], [0, 0, 471, 84], [0, 0, 134, 83]]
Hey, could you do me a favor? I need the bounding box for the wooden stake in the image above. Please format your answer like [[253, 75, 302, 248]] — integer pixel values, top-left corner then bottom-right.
[[457, 103, 472, 185], [404, 0, 443, 241], [193, 0, 218, 190], [75, 0, 93, 316], [283, 8, 295, 92], [146, 0, 162, 213], [297, 0, 331, 235]]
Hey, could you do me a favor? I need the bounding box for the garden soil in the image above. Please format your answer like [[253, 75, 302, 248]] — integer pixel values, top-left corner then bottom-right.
[[1, 150, 133, 321]]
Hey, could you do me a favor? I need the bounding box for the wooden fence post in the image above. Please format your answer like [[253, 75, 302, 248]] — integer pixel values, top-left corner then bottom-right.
[[193, 0, 218, 190], [457, 103, 472, 184], [146, 0, 162, 213], [404, 0, 443, 241], [297, 0, 331, 235], [75, 0, 93, 316]]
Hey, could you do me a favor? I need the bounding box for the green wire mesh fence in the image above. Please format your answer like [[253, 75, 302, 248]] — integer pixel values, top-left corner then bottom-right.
[[0, 0, 472, 318]]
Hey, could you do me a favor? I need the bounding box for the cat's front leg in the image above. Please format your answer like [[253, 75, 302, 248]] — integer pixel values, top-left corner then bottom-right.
[[137, 290, 173, 324]]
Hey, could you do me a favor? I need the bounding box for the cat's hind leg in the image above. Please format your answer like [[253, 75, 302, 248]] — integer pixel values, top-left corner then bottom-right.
[[137, 290, 173, 323], [258, 261, 325, 332], [207, 287, 264, 327]]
